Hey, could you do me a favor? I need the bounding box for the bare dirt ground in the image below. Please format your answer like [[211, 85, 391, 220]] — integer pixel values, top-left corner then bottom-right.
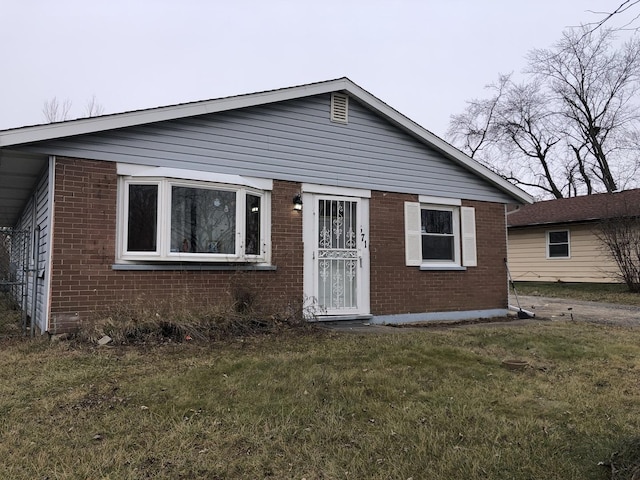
[[513, 295, 640, 327]]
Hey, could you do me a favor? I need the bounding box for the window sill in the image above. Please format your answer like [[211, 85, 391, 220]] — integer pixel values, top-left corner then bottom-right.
[[419, 265, 467, 271], [112, 263, 277, 271]]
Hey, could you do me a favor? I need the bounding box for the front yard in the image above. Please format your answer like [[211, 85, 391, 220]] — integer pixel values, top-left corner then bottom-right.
[[1, 319, 639, 479]]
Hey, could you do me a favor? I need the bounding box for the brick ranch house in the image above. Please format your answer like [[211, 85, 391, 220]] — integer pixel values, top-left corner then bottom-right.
[[0, 78, 532, 334]]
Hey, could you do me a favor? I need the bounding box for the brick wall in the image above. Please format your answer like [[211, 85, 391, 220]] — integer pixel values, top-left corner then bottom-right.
[[49, 157, 303, 333], [49, 157, 509, 332], [369, 191, 507, 315]]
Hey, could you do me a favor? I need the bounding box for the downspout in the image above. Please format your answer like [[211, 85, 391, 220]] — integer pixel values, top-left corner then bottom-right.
[[30, 225, 41, 337]]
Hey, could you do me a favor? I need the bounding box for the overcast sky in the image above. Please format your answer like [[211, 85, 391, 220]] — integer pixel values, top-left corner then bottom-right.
[[1, 1, 635, 138]]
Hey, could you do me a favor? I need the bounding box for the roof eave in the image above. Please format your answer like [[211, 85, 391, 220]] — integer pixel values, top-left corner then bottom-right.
[[0, 77, 532, 204], [341, 83, 534, 205], [508, 218, 600, 228], [0, 78, 353, 148]]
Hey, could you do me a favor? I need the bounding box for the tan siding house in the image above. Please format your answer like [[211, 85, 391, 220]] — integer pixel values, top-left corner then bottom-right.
[[508, 223, 619, 282], [507, 189, 640, 284]]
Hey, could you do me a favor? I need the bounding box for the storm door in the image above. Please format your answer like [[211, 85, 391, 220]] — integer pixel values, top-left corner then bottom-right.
[[312, 196, 369, 316]]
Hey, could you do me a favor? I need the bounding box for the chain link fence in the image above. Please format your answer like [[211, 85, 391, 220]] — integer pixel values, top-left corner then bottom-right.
[[0, 228, 30, 331]]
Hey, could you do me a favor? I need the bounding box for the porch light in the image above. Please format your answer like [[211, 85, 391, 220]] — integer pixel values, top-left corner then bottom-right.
[[293, 193, 303, 211]]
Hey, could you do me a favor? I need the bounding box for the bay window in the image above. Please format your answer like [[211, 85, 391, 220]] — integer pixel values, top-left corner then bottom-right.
[[170, 186, 237, 254], [119, 176, 270, 263]]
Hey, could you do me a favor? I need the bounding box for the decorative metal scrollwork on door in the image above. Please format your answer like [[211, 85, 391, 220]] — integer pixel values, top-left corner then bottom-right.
[[317, 199, 358, 310]]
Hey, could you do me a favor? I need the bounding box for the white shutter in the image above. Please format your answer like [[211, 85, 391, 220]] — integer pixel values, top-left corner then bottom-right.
[[404, 202, 422, 266], [461, 206, 477, 267]]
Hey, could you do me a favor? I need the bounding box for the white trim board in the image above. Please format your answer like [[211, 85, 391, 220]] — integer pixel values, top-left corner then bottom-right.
[[418, 195, 461, 206], [117, 163, 273, 191], [301, 183, 371, 198]]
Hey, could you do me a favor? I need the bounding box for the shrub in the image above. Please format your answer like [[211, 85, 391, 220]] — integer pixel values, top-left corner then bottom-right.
[[597, 216, 640, 293], [77, 293, 317, 345]]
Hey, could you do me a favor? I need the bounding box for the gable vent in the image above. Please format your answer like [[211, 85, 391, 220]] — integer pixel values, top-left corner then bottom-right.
[[331, 93, 349, 124]]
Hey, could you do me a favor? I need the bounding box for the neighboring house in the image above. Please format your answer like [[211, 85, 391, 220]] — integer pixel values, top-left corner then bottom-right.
[[507, 189, 640, 283], [0, 78, 532, 334]]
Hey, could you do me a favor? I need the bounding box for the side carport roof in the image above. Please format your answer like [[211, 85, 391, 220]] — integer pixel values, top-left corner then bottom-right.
[[0, 150, 48, 228], [0, 77, 533, 227]]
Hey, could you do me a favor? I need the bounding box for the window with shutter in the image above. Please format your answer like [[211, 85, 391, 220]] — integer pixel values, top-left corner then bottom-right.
[[404, 200, 476, 270]]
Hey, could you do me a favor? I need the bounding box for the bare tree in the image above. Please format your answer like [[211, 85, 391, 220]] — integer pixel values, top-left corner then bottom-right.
[[42, 95, 105, 123], [529, 27, 640, 193], [83, 95, 105, 117], [494, 80, 566, 198], [597, 214, 640, 292], [448, 26, 640, 199], [450, 76, 574, 198], [42, 97, 72, 123], [447, 74, 511, 160], [586, 0, 640, 33]]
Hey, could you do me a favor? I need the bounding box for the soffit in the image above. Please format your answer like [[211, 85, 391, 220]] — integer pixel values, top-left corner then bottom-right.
[[0, 151, 48, 227]]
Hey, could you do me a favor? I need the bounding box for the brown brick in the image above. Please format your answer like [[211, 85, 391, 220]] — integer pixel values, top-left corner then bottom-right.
[[48, 158, 304, 332], [48, 157, 509, 333], [369, 192, 507, 315]]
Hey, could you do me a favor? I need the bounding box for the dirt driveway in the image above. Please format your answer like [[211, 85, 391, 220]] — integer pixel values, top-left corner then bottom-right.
[[513, 295, 640, 327]]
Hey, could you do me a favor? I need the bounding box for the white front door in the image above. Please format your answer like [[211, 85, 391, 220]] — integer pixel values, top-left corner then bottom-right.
[[303, 193, 370, 317]]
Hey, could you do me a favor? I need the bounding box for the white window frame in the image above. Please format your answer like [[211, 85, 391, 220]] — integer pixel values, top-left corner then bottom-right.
[[117, 176, 271, 263], [404, 199, 476, 270], [420, 204, 461, 267], [546, 229, 570, 259]]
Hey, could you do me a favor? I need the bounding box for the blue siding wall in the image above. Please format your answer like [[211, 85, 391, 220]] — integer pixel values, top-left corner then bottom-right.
[[21, 94, 513, 203], [14, 166, 50, 333]]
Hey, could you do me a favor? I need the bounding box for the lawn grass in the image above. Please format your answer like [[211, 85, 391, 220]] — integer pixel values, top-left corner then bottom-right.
[[1, 321, 640, 479], [513, 281, 640, 306]]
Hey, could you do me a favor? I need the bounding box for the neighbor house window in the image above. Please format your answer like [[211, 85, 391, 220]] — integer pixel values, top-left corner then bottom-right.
[[404, 199, 476, 269], [119, 177, 270, 263], [547, 230, 570, 258]]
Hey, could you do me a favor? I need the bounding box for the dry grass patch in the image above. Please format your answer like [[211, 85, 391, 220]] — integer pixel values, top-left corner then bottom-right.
[[514, 281, 640, 306], [0, 292, 23, 336], [77, 292, 314, 345], [1, 322, 640, 478]]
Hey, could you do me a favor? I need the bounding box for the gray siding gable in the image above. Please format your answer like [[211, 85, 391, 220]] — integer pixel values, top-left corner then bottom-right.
[[20, 93, 513, 203]]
